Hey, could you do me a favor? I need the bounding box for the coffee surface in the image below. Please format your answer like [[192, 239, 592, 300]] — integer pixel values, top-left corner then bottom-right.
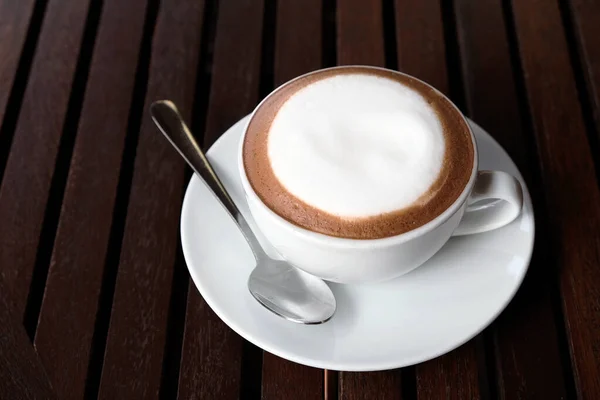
[[243, 67, 474, 239]]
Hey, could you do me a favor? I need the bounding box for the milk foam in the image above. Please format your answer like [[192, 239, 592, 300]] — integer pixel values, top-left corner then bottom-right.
[[267, 73, 445, 218]]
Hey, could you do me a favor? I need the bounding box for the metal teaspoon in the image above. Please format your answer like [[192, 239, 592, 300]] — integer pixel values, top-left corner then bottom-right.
[[150, 100, 336, 324]]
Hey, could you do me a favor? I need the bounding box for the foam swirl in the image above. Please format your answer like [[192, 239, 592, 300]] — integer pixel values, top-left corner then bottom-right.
[[267, 74, 445, 218]]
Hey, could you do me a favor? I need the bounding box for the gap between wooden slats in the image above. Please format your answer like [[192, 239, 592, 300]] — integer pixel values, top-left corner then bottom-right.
[[240, 3, 278, 397], [322, 0, 337, 69], [323, 1, 339, 398], [506, 0, 600, 397], [95, 0, 206, 398]]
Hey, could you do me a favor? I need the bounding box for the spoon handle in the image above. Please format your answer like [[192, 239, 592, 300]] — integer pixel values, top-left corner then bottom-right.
[[150, 100, 266, 259]]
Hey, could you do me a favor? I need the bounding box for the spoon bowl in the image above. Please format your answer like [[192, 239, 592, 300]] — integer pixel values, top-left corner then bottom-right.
[[248, 258, 336, 324]]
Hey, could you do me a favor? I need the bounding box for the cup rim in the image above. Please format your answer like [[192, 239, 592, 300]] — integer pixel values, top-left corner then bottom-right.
[[238, 65, 478, 248]]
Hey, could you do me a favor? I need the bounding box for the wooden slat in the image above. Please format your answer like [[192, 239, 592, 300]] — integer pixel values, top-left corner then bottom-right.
[[337, 0, 385, 67], [0, 0, 92, 315], [336, 1, 402, 397], [273, 0, 322, 86], [176, 0, 264, 398], [260, 1, 324, 399], [31, 0, 148, 398], [96, 1, 205, 398], [394, 0, 482, 397], [262, 359, 323, 400], [510, 0, 600, 397], [568, 0, 600, 131], [0, 0, 35, 122], [454, 0, 568, 398], [0, 302, 55, 399], [416, 344, 480, 400], [394, 0, 448, 92], [177, 298, 244, 400], [340, 371, 402, 400]]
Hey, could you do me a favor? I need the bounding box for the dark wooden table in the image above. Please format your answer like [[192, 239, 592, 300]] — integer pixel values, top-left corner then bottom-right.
[[1, 0, 599, 398]]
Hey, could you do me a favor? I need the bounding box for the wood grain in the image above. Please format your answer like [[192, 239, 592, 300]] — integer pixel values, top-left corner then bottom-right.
[[0, 303, 55, 400], [394, 0, 448, 93], [274, 0, 322, 86], [567, 0, 600, 133], [336, 0, 401, 396], [0, 0, 92, 316], [30, 0, 148, 398], [416, 343, 480, 400], [176, 0, 264, 398], [177, 297, 245, 400], [337, 0, 385, 67], [258, 1, 325, 399], [454, 0, 568, 398], [510, 0, 600, 397], [96, 1, 205, 398], [0, 0, 35, 123], [340, 371, 402, 400], [261, 355, 323, 400]]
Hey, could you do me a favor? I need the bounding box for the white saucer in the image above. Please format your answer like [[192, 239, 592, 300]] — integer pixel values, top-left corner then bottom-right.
[[180, 116, 534, 371]]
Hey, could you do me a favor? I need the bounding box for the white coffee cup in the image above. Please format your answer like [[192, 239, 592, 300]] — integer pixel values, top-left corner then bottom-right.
[[238, 67, 523, 283]]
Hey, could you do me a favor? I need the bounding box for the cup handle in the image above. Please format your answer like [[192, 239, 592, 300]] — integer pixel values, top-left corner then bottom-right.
[[452, 170, 524, 236]]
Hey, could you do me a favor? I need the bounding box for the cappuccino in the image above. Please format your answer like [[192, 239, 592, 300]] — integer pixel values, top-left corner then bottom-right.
[[243, 67, 474, 239]]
